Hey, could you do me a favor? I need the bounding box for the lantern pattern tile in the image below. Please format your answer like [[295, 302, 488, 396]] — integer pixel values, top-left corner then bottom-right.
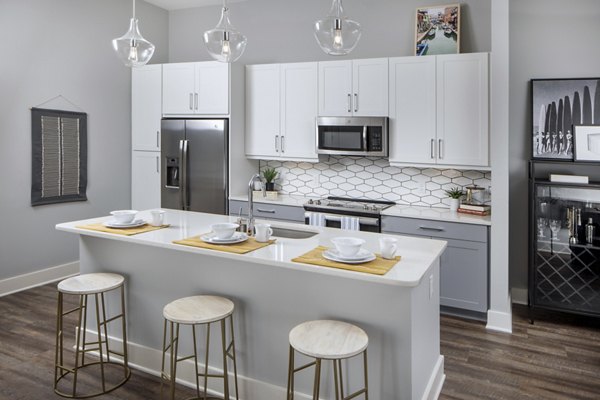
[[260, 157, 491, 208]]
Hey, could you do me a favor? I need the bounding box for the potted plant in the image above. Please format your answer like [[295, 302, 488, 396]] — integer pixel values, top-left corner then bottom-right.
[[445, 186, 464, 212], [262, 167, 278, 192]]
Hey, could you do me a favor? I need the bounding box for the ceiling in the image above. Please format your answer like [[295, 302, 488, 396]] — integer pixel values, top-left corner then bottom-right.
[[144, 0, 247, 11]]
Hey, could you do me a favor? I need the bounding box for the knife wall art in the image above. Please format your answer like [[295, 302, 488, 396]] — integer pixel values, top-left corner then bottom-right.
[[532, 78, 600, 160]]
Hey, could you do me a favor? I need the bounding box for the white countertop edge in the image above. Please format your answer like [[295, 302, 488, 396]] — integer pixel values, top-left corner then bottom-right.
[[229, 194, 491, 226], [56, 210, 447, 288]]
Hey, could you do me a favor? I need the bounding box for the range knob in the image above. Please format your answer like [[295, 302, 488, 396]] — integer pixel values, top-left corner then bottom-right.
[[315, 200, 321, 205], [371, 205, 379, 211], [307, 199, 314, 205], [363, 204, 369, 210]]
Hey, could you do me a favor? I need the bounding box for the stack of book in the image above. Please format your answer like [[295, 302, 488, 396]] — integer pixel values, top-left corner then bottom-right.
[[458, 203, 491, 216]]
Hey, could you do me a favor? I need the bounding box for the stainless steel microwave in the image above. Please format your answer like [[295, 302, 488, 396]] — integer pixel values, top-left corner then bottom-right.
[[316, 117, 389, 156]]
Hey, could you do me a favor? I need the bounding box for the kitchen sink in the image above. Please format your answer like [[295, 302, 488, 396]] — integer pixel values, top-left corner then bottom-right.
[[271, 227, 318, 239]]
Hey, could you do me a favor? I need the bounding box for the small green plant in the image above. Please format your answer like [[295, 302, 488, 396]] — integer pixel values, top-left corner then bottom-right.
[[444, 187, 464, 199], [262, 167, 278, 183]]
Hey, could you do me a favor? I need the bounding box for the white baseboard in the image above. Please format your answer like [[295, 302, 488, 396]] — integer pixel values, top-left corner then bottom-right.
[[486, 309, 513, 333], [421, 355, 445, 400], [511, 287, 528, 305], [0, 261, 79, 297]]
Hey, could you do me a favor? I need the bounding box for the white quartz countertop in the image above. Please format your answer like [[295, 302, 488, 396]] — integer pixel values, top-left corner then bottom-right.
[[56, 209, 447, 288], [229, 194, 491, 226]]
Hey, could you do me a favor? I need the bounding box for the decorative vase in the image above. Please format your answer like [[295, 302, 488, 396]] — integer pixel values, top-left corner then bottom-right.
[[449, 198, 460, 212], [265, 182, 275, 192]]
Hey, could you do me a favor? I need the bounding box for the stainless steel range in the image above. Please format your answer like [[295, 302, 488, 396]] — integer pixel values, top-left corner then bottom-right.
[[303, 196, 395, 232]]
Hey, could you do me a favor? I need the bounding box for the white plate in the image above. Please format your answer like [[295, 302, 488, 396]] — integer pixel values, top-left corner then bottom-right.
[[103, 219, 146, 228], [323, 249, 376, 264], [201, 232, 248, 244]]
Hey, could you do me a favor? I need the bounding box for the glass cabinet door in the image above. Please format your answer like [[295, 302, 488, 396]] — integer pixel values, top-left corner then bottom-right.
[[534, 183, 600, 315]]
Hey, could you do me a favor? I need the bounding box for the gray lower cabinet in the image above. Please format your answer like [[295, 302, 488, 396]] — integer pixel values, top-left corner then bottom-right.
[[229, 199, 305, 223], [382, 216, 489, 316]]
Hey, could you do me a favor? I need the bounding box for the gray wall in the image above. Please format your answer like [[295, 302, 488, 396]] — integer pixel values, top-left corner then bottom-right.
[[169, 0, 491, 64], [509, 0, 600, 293], [0, 0, 168, 280]]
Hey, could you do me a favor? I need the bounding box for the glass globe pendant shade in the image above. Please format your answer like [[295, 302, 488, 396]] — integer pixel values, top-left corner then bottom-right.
[[314, 0, 361, 56], [112, 1, 155, 68], [203, 5, 247, 63]]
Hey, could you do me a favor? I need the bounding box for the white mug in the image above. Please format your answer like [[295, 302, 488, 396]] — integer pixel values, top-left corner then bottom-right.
[[150, 209, 166, 227], [254, 223, 273, 242], [379, 237, 397, 260]]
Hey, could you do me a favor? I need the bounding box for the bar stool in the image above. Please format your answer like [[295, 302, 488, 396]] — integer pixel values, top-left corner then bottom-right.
[[160, 295, 239, 400], [54, 273, 131, 398], [286, 320, 369, 400]]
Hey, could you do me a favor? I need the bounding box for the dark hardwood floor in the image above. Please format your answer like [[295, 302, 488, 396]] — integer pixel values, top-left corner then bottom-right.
[[1, 284, 599, 399]]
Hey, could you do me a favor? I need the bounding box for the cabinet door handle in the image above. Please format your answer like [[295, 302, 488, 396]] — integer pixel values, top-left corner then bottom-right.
[[156, 156, 159, 173], [347, 94, 352, 113], [189, 93, 193, 110], [194, 93, 198, 110], [156, 131, 160, 148], [281, 135, 285, 153], [430, 139, 435, 159], [438, 139, 443, 159], [354, 93, 358, 112], [418, 226, 445, 232], [257, 208, 276, 214], [275, 135, 280, 152]]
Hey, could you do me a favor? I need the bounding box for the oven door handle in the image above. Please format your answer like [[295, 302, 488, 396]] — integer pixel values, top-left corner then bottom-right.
[[304, 212, 380, 227]]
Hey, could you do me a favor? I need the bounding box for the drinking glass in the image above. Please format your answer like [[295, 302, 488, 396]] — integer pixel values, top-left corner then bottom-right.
[[549, 219, 561, 240], [537, 218, 547, 238]]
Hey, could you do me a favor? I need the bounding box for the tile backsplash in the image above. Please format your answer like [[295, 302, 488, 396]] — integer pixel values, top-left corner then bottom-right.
[[260, 157, 491, 208]]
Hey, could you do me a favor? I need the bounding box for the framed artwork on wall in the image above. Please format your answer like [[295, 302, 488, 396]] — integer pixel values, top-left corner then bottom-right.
[[531, 78, 600, 161], [414, 4, 460, 56], [574, 125, 600, 162]]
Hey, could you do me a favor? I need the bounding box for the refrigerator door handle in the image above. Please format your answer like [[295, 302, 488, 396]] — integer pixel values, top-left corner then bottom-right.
[[182, 139, 189, 210], [178, 139, 185, 210]]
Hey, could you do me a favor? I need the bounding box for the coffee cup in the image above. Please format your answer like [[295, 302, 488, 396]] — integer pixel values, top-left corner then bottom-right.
[[150, 210, 166, 226], [254, 223, 273, 242], [379, 237, 398, 260]]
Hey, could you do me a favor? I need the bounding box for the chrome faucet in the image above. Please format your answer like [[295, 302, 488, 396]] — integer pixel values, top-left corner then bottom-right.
[[248, 173, 264, 235]]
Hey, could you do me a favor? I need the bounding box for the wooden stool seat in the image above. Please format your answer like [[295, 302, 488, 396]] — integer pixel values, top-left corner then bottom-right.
[[289, 320, 368, 360], [57, 273, 125, 295], [162, 295, 234, 324]]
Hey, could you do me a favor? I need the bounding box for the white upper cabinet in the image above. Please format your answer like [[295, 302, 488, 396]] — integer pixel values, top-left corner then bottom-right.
[[388, 56, 436, 165], [245, 64, 280, 159], [318, 58, 388, 117], [162, 62, 229, 115], [388, 53, 489, 168], [132, 65, 162, 151], [436, 53, 489, 167], [279, 63, 318, 160], [246, 62, 318, 161], [131, 151, 161, 210]]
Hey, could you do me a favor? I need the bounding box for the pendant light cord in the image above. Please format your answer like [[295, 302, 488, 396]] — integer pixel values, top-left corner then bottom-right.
[[132, 0, 136, 19]]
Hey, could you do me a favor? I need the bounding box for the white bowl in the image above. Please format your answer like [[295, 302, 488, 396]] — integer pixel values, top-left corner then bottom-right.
[[110, 210, 138, 224], [330, 237, 365, 258], [211, 223, 240, 240]]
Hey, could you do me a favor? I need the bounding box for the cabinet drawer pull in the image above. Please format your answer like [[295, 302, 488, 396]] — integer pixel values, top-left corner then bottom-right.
[[430, 139, 435, 159], [275, 135, 280, 152], [347, 94, 352, 113], [438, 139, 443, 159], [354, 93, 358, 112], [156, 131, 160, 148], [281, 135, 285, 153], [156, 156, 159, 173], [194, 93, 199, 110], [418, 226, 445, 232], [256, 208, 276, 214], [189, 93, 193, 110]]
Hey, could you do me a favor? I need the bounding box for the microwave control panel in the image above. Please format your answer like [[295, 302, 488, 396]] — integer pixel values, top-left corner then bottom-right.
[[368, 130, 383, 151]]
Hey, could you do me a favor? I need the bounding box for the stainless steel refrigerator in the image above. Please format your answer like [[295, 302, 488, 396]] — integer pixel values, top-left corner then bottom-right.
[[161, 119, 228, 214]]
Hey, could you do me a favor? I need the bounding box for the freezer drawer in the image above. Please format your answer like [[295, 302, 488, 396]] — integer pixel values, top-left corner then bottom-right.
[[229, 200, 305, 223]]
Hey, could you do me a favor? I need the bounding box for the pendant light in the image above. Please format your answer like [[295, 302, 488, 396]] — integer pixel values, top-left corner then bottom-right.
[[112, 0, 155, 68], [203, 0, 247, 63], [314, 0, 362, 56]]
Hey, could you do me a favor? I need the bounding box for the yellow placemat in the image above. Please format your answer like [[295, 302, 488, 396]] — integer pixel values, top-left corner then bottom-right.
[[292, 246, 401, 276], [173, 234, 276, 254], [77, 223, 170, 236]]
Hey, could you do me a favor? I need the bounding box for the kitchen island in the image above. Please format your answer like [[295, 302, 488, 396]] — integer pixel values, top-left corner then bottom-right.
[[56, 209, 447, 400]]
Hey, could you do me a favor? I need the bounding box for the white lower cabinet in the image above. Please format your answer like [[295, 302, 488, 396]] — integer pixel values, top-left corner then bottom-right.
[[245, 62, 318, 161], [132, 151, 161, 210]]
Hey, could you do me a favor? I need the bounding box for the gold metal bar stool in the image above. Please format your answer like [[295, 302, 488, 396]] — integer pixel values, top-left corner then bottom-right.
[[54, 273, 131, 398], [286, 320, 369, 400], [160, 295, 239, 400]]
